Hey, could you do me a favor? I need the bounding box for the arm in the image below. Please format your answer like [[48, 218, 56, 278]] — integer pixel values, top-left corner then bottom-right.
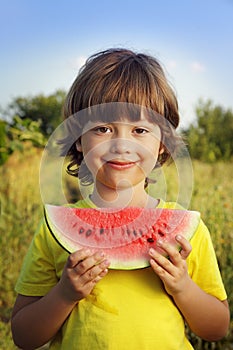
[[11, 249, 110, 350], [149, 236, 230, 341]]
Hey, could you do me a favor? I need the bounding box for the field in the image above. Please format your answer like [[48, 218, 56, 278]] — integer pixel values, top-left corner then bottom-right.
[[0, 146, 232, 349]]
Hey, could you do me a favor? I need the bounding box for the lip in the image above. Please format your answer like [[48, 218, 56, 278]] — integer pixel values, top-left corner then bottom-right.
[[105, 160, 137, 170]]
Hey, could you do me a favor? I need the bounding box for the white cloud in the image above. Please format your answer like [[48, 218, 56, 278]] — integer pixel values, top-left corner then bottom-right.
[[190, 61, 206, 72]]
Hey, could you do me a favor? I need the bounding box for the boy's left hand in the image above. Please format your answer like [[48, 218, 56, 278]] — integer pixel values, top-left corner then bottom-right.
[[149, 235, 192, 297]]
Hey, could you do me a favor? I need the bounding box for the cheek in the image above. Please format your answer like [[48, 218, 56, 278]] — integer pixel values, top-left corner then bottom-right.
[[81, 142, 107, 175], [80, 137, 96, 157], [142, 143, 160, 171], [139, 140, 160, 159]]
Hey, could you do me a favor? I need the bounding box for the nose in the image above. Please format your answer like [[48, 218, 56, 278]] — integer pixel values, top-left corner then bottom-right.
[[110, 138, 132, 154]]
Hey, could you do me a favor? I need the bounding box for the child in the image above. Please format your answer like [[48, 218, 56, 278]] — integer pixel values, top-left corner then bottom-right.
[[11, 48, 229, 349]]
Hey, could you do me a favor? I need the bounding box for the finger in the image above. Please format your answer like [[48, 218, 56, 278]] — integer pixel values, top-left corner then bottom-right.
[[149, 255, 171, 280], [66, 249, 92, 268], [74, 251, 107, 274], [82, 259, 110, 283], [83, 267, 109, 293], [175, 235, 192, 259], [149, 248, 175, 274], [155, 240, 182, 266]]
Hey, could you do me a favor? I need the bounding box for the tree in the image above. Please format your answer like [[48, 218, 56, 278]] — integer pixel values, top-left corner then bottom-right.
[[0, 116, 47, 165], [6, 89, 66, 135], [183, 99, 233, 162]]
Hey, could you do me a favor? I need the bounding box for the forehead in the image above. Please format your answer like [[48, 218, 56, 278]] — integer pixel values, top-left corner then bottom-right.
[[78, 102, 163, 127]]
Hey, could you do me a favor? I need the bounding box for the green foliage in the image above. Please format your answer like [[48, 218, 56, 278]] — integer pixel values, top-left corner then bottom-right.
[[9, 115, 47, 147], [184, 99, 233, 162], [0, 120, 9, 165], [0, 89, 65, 165], [0, 116, 47, 165], [6, 89, 65, 135]]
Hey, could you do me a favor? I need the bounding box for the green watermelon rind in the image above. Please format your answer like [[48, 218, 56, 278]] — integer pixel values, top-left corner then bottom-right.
[[44, 205, 200, 270]]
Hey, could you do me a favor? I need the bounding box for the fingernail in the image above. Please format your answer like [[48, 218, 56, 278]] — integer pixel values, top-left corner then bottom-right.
[[104, 259, 110, 266], [149, 248, 155, 255], [176, 235, 182, 241], [96, 251, 105, 259], [157, 239, 163, 247]]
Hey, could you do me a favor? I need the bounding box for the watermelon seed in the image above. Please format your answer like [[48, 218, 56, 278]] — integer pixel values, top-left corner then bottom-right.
[[147, 238, 154, 243], [99, 228, 105, 235], [133, 230, 137, 237], [158, 229, 165, 237], [79, 227, 85, 234], [86, 229, 92, 237], [138, 229, 144, 236]]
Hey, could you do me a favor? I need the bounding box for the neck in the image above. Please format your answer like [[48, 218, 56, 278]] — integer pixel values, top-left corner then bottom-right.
[[90, 182, 158, 208]]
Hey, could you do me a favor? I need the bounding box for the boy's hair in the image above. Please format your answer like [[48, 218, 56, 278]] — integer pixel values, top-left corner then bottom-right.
[[62, 48, 181, 186]]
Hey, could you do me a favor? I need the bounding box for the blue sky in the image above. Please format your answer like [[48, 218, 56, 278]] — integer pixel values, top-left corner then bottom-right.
[[1, 0, 233, 128]]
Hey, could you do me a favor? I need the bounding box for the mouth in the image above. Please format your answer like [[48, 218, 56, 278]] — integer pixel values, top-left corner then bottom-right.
[[104, 159, 137, 170]]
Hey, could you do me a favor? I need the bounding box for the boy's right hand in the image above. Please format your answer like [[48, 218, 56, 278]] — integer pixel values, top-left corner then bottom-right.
[[57, 249, 110, 304]]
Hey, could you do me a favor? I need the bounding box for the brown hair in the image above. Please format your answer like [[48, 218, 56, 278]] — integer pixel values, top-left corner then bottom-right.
[[62, 48, 181, 185]]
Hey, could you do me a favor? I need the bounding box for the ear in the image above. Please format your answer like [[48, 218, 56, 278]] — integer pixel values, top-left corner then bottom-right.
[[76, 138, 82, 152]]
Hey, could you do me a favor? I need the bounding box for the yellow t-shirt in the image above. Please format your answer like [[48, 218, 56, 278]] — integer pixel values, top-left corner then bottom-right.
[[15, 199, 227, 350]]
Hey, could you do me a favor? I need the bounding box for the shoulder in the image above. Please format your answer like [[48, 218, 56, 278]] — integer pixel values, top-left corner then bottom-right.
[[187, 214, 217, 267], [190, 218, 213, 249], [158, 199, 186, 210]]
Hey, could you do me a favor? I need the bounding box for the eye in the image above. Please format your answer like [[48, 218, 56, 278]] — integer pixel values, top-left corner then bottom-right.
[[94, 126, 112, 134], [133, 127, 149, 135]]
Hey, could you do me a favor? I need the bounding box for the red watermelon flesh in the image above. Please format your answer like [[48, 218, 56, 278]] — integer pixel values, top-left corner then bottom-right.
[[44, 205, 200, 270]]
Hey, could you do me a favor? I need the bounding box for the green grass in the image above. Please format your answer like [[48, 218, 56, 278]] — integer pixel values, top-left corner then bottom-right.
[[0, 147, 232, 349]]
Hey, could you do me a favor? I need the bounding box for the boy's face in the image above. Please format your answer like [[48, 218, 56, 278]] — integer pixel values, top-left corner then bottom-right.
[[76, 114, 162, 192]]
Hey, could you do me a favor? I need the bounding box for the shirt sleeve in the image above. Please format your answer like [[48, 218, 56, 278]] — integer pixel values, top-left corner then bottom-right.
[[187, 219, 227, 301], [15, 219, 61, 296]]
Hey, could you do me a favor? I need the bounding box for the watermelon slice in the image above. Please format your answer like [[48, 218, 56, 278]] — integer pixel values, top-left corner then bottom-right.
[[44, 205, 200, 270]]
